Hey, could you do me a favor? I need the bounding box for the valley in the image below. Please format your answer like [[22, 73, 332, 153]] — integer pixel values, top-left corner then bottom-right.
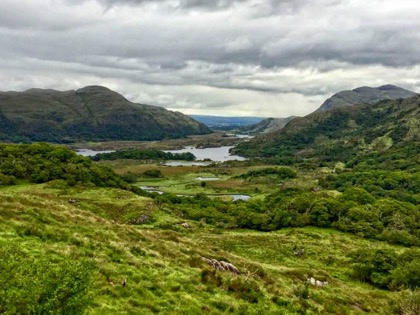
[[0, 85, 419, 315], [2, 0, 420, 312]]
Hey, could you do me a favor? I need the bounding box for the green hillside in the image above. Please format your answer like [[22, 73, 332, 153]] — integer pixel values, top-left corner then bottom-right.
[[239, 116, 297, 134], [316, 84, 416, 113], [234, 95, 420, 168], [0, 86, 211, 142], [1, 183, 416, 315]]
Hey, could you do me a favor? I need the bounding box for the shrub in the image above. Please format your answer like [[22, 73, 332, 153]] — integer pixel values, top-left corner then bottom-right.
[[0, 241, 97, 315], [386, 289, 420, 315], [142, 169, 163, 178]]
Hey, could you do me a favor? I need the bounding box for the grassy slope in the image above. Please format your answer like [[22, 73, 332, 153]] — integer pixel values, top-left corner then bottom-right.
[[0, 183, 403, 314]]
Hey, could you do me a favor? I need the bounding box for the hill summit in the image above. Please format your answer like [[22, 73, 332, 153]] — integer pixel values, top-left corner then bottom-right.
[[315, 84, 416, 113], [0, 85, 211, 142]]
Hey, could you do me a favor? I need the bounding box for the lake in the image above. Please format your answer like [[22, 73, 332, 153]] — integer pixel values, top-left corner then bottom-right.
[[76, 149, 115, 157], [196, 177, 220, 181], [139, 186, 250, 201], [175, 193, 250, 201], [163, 161, 213, 166], [164, 146, 245, 162]]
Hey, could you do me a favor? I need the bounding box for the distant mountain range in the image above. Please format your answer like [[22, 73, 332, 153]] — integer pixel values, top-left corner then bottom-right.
[[315, 84, 416, 112], [238, 116, 297, 134], [0, 86, 211, 142], [189, 115, 265, 130]]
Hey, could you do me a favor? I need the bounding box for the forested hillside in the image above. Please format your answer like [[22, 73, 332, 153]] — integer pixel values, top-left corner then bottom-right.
[[0, 86, 211, 142], [234, 95, 420, 167]]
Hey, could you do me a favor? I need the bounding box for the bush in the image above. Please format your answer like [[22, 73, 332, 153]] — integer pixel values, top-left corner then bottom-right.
[[350, 248, 420, 290], [0, 173, 16, 186], [142, 169, 163, 178], [0, 241, 97, 314], [386, 290, 420, 315]]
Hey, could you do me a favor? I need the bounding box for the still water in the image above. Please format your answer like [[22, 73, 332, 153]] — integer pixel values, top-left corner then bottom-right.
[[139, 186, 250, 201], [75, 149, 115, 157], [164, 146, 245, 162]]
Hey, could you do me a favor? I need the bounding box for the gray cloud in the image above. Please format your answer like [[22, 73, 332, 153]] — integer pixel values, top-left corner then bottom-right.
[[93, 0, 251, 10], [0, 0, 419, 117]]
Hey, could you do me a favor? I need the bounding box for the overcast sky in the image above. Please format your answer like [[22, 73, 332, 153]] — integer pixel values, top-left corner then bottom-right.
[[1, 0, 419, 117]]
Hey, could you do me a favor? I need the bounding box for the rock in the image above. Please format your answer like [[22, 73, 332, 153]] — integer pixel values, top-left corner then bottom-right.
[[180, 222, 191, 229], [220, 261, 240, 274], [202, 257, 240, 274], [133, 214, 150, 224], [307, 277, 328, 287], [293, 248, 305, 257]]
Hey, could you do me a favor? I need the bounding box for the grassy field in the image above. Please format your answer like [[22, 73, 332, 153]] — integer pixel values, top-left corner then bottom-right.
[[100, 160, 315, 198], [0, 183, 406, 314]]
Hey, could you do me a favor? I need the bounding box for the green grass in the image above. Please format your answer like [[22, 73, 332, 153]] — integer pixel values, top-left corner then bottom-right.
[[0, 183, 406, 314], [102, 160, 306, 197]]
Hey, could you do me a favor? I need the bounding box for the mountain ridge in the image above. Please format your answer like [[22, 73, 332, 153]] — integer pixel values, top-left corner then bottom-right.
[[234, 94, 420, 166], [0, 85, 211, 143], [315, 84, 416, 112], [238, 116, 297, 134]]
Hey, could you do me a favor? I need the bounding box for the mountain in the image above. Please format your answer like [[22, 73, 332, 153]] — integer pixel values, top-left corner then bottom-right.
[[238, 116, 297, 134], [316, 84, 416, 112], [189, 115, 265, 130], [234, 95, 420, 167], [0, 86, 211, 142]]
